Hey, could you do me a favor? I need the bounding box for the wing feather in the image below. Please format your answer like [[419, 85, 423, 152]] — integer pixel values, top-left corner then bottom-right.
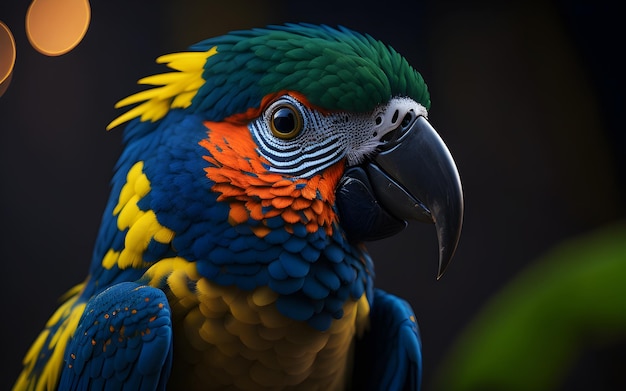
[[59, 282, 173, 391]]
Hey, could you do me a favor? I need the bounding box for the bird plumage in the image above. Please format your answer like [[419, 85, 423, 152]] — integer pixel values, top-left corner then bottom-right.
[[14, 23, 463, 391]]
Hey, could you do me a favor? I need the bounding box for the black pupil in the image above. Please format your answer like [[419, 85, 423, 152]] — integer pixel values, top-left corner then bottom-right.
[[273, 108, 296, 134]]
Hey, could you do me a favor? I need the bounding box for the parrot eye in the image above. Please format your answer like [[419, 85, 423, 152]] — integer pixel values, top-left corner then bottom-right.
[[270, 104, 303, 139]]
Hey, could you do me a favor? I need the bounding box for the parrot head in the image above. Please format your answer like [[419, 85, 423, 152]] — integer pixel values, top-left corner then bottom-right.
[[106, 22, 463, 295]]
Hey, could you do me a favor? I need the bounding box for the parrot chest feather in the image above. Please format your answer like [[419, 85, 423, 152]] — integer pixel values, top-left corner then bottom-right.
[[143, 257, 370, 390]]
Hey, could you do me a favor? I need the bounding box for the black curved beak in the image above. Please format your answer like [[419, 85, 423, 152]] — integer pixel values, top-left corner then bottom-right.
[[336, 115, 463, 279], [367, 116, 463, 279]]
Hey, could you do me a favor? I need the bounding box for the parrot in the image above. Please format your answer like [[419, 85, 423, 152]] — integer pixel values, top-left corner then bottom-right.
[[13, 23, 463, 391]]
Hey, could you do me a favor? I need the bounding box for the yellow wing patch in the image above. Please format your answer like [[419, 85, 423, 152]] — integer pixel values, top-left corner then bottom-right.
[[106, 46, 218, 130], [102, 161, 175, 270]]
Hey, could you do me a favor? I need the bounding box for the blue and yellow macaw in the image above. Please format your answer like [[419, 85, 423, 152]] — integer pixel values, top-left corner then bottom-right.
[[14, 23, 463, 391]]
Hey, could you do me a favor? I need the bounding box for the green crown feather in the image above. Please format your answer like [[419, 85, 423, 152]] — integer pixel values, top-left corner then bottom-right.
[[109, 23, 430, 129]]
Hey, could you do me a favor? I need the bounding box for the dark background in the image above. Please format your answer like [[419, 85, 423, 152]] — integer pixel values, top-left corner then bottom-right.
[[1, 1, 623, 390]]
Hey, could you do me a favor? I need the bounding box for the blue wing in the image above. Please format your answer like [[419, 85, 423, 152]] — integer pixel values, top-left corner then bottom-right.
[[59, 282, 173, 391], [353, 288, 423, 391]]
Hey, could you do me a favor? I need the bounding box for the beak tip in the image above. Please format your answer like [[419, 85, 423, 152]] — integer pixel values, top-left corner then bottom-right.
[[434, 211, 463, 280], [436, 251, 454, 280]]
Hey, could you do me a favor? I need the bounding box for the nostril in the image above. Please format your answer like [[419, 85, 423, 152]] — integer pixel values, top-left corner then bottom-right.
[[380, 111, 417, 144], [401, 112, 413, 129], [391, 110, 399, 123]]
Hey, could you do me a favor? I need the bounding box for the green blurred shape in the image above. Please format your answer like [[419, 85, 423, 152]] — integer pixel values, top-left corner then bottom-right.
[[434, 222, 626, 391]]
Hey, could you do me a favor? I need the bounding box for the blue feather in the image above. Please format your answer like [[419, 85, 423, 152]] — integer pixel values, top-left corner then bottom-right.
[[324, 244, 345, 263], [268, 259, 288, 280], [302, 276, 330, 300], [264, 228, 291, 245], [333, 260, 357, 283], [278, 251, 310, 278], [195, 261, 219, 279], [307, 312, 333, 331], [300, 244, 320, 263], [275, 295, 314, 322], [234, 275, 259, 291], [207, 247, 234, 265], [313, 264, 341, 291], [282, 235, 308, 253], [290, 223, 308, 238], [268, 276, 305, 295]]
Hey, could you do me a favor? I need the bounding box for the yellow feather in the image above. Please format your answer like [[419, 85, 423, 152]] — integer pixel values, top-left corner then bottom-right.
[[181, 308, 208, 351], [114, 88, 162, 108], [144, 256, 199, 286], [138, 72, 188, 86], [285, 326, 329, 349], [21, 329, 49, 367], [199, 317, 238, 345], [171, 91, 197, 109], [106, 105, 145, 130], [167, 269, 199, 309], [133, 169, 151, 196], [113, 161, 144, 215], [256, 304, 293, 328], [250, 285, 278, 307], [101, 248, 120, 269], [117, 251, 142, 269], [355, 294, 371, 337], [153, 226, 175, 244], [224, 321, 273, 351], [125, 212, 154, 249], [257, 324, 288, 341], [107, 46, 217, 130], [248, 364, 286, 387], [116, 196, 141, 230], [229, 294, 261, 324], [157, 48, 216, 71]]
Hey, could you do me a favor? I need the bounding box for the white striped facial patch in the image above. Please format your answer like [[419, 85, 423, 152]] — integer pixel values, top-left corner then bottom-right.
[[249, 95, 428, 178]]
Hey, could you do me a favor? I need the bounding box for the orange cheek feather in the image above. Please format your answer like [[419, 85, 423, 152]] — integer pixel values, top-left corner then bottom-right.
[[199, 120, 344, 237]]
